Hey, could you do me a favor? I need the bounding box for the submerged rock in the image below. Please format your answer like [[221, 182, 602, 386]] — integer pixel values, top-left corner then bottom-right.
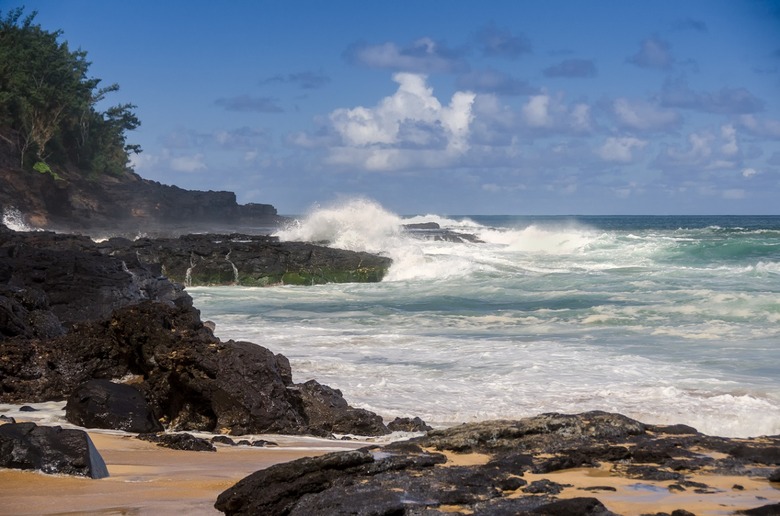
[[0, 422, 109, 478]]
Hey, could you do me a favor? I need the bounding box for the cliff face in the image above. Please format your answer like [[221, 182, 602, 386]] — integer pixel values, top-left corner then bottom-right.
[[0, 148, 282, 235]]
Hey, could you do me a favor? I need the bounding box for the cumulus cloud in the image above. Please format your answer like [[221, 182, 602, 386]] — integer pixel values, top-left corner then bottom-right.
[[663, 131, 714, 164], [260, 70, 331, 89], [627, 36, 673, 70], [720, 124, 738, 156], [738, 114, 780, 138], [519, 93, 592, 133], [543, 58, 597, 78], [476, 23, 532, 59], [326, 73, 476, 170], [170, 153, 207, 172], [597, 137, 647, 162], [742, 167, 758, 178], [613, 98, 680, 131], [343, 38, 468, 73], [522, 95, 553, 127], [456, 68, 537, 96], [660, 79, 765, 114], [215, 95, 284, 113]]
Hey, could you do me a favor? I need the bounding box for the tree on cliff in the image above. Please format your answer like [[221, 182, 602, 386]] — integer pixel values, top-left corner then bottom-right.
[[0, 7, 140, 177]]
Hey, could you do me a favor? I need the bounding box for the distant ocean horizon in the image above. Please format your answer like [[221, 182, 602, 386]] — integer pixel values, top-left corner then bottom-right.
[[186, 200, 780, 438]]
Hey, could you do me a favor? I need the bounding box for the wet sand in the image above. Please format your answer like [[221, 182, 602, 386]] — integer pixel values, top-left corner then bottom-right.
[[0, 430, 367, 515]]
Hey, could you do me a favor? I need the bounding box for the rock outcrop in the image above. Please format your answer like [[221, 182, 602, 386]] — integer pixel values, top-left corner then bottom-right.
[[215, 411, 780, 515], [0, 165, 283, 235], [65, 379, 164, 434], [0, 422, 109, 478], [0, 225, 390, 437], [101, 233, 391, 286]]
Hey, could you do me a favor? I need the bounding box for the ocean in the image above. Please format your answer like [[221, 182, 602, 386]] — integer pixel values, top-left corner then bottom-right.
[[187, 200, 780, 438]]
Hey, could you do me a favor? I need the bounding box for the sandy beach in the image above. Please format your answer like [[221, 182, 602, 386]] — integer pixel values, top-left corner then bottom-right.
[[2, 427, 778, 515], [0, 429, 367, 515]]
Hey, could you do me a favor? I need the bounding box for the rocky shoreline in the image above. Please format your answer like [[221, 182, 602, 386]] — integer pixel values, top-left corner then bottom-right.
[[1, 222, 779, 515]]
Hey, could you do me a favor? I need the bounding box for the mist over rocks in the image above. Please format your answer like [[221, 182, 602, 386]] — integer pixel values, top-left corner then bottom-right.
[[0, 224, 391, 437]]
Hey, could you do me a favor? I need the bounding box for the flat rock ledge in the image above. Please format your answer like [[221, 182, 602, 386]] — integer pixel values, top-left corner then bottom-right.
[[216, 411, 780, 516]]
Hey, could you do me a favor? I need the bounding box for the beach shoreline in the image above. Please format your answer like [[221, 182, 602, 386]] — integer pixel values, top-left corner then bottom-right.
[[0, 426, 369, 515]]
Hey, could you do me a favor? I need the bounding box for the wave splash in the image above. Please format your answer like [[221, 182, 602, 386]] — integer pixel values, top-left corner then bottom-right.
[[2, 206, 39, 232], [274, 198, 614, 281]]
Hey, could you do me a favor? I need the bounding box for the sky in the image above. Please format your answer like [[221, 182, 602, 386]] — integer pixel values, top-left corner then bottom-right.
[[7, 0, 780, 215]]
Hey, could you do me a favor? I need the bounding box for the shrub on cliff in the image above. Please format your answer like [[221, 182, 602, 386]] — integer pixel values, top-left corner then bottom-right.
[[0, 7, 140, 177]]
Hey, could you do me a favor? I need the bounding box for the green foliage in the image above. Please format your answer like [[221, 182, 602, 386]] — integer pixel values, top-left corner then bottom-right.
[[0, 7, 141, 176], [32, 160, 62, 180]]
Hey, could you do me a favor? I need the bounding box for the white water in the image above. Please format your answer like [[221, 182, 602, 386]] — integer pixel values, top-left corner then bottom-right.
[[195, 201, 780, 437]]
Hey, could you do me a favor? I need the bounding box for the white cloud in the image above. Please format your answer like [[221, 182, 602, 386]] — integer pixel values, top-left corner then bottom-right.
[[742, 167, 758, 178], [613, 98, 679, 131], [570, 103, 592, 133], [665, 131, 713, 163], [738, 115, 780, 139], [345, 38, 467, 73], [327, 73, 476, 171], [597, 137, 647, 162], [720, 124, 738, 156], [522, 94, 553, 127], [129, 152, 160, 171], [170, 154, 207, 172]]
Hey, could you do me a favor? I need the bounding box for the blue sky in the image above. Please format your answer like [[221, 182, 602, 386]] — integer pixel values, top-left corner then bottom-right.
[[10, 0, 780, 215]]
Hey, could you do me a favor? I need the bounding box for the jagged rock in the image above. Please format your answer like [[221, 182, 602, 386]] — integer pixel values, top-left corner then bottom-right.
[[0, 226, 391, 437], [65, 379, 163, 433], [0, 422, 109, 478], [296, 380, 389, 437], [215, 413, 780, 515], [736, 503, 780, 516], [137, 432, 215, 452], [103, 233, 391, 286], [422, 411, 647, 454], [211, 435, 236, 446], [387, 416, 433, 432], [2, 300, 388, 436], [0, 227, 189, 327]]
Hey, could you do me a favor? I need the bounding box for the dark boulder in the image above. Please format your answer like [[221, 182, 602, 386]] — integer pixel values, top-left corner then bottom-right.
[[65, 379, 163, 433], [2, 300, 388, 437], [387, 416, 433, 432], [137, 432, 216, 452], [0, 422, 109, 478], [295, 380, 389, 437]]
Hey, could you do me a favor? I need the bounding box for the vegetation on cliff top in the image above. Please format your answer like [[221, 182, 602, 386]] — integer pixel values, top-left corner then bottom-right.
[[0, 7, 140, 178]]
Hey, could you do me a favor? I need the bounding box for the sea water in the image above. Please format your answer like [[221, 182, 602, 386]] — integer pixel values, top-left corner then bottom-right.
[[188, 200, 780, 438]]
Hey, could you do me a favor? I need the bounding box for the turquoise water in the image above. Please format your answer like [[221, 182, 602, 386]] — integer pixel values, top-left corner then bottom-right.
[[188, 201, 780, 438]]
